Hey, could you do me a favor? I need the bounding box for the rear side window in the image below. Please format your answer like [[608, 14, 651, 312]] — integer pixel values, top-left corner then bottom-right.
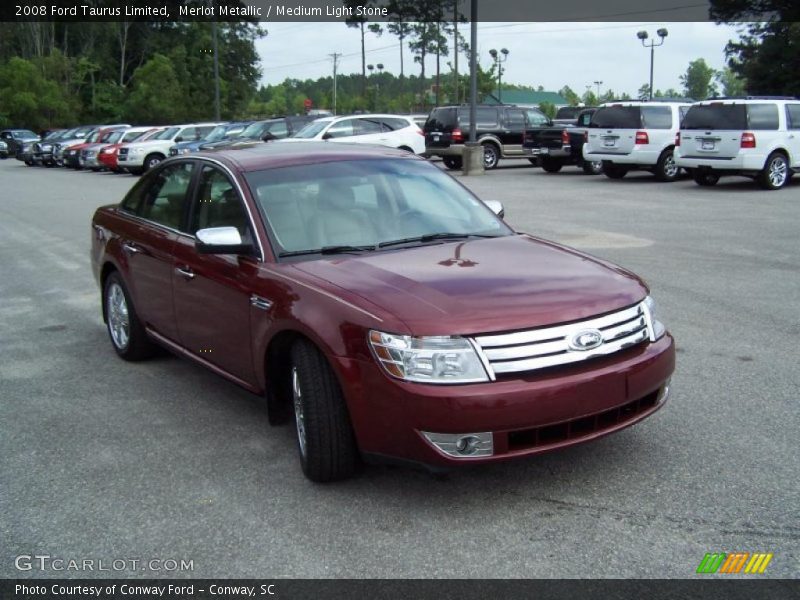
[[746, 104, 779, 130], [590, 106, 641, 129], [353, 118, 383, 135], [505, 109, 526, 130], [787, 104, 800, 129], [381, 118, 410, 131], [138, 162, 195, 230], [641, 106, 672, 129], [425, 108, 457, 131], [682, 104, 747, 130], [474, 107, 499, 127]]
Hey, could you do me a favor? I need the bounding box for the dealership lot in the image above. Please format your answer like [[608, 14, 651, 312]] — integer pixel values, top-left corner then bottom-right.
[[1, 158, 797, 578]]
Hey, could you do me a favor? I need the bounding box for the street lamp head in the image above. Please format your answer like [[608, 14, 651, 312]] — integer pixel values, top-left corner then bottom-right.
[[377, 63, 384, 70], [637, 30, 649, 40], [657, 28, 668, 38], [489, 48, 498, 58], [367, 64, 374, 71], [501, 48, 509, 56]]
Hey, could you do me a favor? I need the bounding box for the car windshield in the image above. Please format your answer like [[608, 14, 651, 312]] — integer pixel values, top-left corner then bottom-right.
[[14, 130, 38, 139], [122, 130, 146, 142], [291, 120, 329, 139], [102, 131, 123, 143], [246, 158, 511, 258], [153, 127, 180, 140], [87, 131, 103, 143], [43, 130, 63, 140], [203, 125, 229, 142]]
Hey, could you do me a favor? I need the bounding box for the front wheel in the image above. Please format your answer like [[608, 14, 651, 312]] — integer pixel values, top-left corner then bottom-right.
[[143, 154, 163, 172], [603, 162, 628, 179], [103, 272, 156, 361], [290, 339, 357, 482], [442, 156, 463, 170], [582, 160, 603, 175], [540, 156, 563, 173], [758, 152, 789, 190], [482, 143, 500, 170]]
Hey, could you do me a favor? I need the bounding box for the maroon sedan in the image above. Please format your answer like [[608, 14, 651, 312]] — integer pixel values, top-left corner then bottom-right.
[[91, 143, 674, 482]]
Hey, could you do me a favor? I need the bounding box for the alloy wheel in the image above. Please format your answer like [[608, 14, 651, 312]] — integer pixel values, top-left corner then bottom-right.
[[107, 282, 130, 350], [292, 366, 307, 458]]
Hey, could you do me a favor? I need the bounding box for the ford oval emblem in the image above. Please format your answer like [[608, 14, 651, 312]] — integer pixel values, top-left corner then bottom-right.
[[568, 329, 604, 351]]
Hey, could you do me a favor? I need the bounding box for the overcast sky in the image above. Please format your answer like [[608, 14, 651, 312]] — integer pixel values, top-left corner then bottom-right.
[[256, 21, 745, 97]]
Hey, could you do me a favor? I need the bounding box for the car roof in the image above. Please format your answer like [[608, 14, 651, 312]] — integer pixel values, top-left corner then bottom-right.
[[194, 141, 420, 172], [599, 101, 691, 108]]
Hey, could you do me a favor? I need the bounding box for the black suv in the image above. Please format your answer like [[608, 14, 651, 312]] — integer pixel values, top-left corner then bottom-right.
[[424, 104, 550, 169]]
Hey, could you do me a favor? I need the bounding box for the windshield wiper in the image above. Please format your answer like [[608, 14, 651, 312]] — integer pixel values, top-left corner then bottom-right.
[[278, 245, 376, 258], [378, 232, 500, 249]]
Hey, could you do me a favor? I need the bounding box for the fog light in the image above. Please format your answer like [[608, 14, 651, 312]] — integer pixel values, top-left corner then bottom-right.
[[658, 378, 671, 403], [421, 431, 493, 458]]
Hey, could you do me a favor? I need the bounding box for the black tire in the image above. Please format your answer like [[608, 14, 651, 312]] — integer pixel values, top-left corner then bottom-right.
[[758, 152, 790, 190], [103, 271, 156, 361], [442, 156, 463, 170], [603, 162, 628, 179], [692, 171, 720, 187], [482, 143, 500, 170], [582, 159, 603, 175], [654, 148, 679, 182], [143, 153, 163, 172], [527, 158, 538, 165], [540, 156, 563, 173], [290, 339, 357, 482], [25, 159, 34, 166]]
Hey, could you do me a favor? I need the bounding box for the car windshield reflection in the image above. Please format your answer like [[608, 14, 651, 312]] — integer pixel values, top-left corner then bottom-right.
[[245, 159, 511, 259]]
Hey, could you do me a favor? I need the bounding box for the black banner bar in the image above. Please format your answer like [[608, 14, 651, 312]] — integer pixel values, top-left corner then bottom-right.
[[3, 579, 800, 600]]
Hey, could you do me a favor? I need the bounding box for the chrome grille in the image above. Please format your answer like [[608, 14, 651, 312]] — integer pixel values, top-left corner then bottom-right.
[[472, 302, 652, 376], [118, 147, 128, 157]]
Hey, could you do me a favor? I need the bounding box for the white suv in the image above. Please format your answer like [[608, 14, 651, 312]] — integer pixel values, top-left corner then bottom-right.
[[675, 97, 800, 190], [118, 122, 220, 174], [584, 101, 691, 181], [278, 114, 426, 154]]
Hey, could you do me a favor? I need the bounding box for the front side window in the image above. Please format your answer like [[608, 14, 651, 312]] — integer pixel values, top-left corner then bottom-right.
[[325, 119, 355, 138], [264, 120, 289, 138], [505, 109, 526, 130], [136, 162, 195, 230], [292, 120, 329, 139], [246, 159, 511, 258], [190, 166, 251, 244], [153, 127, 180, 141]]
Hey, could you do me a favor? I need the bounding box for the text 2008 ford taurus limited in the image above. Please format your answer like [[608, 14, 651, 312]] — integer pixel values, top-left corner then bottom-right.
[[91, 143, 674, 482]]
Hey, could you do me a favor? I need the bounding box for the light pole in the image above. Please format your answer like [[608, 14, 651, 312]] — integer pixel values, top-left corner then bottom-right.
[[489, 48, 509, 103], [637, 28, 668, 100], [594, 80, 603, 99]]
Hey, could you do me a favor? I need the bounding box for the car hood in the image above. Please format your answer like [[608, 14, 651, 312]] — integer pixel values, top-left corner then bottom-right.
[[291, 234, 648, 335]]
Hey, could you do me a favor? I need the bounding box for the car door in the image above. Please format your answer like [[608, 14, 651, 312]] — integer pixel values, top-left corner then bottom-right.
[[784, 103, 800, 167], [171, 163, 258, 385], [500, 108, 527, 156], [121, 161, 196, 342]]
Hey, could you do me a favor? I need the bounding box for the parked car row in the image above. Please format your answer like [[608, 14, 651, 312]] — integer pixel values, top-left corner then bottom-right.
[[422, 96, 799, 190]]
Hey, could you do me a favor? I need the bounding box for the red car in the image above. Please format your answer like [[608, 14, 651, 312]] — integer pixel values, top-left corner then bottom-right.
[[91, 144, 674, 482], [98, 127, 163, 172]]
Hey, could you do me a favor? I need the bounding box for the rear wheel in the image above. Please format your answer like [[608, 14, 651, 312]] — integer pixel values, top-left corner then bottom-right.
[[103, 272, 156, 361], [758, 152, 789, 190], [290, 339, 357, 482], [482, 143, 500, 170], [654, 148, 679, 182], [692, 171, 720, 187], [442, 156, 463, 170], [582, 160, 603, 175], [540, 156, 563, 173], [603, 162, 628, 179]]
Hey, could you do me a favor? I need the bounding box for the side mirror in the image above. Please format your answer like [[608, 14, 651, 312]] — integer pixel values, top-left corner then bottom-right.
[[262, 132, 277, 141], [174, 136, 184, 143], [322, 132, 334, 140], [195, 227, 254, 255], [484, 200, 505, 219]]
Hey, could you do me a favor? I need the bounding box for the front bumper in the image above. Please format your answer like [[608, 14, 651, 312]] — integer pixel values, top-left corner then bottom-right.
[[336, 334, 675, 468], [117, 152, 145, 168]]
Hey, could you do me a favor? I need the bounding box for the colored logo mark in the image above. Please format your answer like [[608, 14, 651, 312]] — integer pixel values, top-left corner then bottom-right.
[[697, 552, 773, 574]]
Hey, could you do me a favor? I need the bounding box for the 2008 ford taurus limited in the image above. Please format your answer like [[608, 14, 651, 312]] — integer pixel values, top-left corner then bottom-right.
[[91, 143, 675, 482]]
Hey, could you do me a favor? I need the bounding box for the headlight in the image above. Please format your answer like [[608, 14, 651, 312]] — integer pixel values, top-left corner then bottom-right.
[[643, 296, 666, 341], [368, 331, 489, 384], [179, 148, 192, 154], [101, 147, 113, 154], [131, 147, 145, 154]]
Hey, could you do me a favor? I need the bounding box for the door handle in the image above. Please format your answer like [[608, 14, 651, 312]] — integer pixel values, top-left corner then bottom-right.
[[175, 266, 195, 280], [122, 242, 141, 255]]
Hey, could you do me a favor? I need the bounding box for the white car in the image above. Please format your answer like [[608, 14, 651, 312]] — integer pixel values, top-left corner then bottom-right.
[[280, 114, 426, 154], [583, 101, 692, 181], [118, 122, 221, 174], [675, 97, 800, 190]]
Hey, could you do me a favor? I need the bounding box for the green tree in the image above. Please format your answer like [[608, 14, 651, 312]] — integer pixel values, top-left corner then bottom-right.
[[680, 58, 718, 100], [559, 85, 580, 106], [710, 2, 800, 96], [538, 101, 556, 119], [125, 54, 183, 124], [0, 56, 72, 130], [716, 66, 746, 96]]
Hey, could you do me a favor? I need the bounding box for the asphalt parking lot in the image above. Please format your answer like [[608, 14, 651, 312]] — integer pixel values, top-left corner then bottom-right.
[[1, 157, 798, 579]]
